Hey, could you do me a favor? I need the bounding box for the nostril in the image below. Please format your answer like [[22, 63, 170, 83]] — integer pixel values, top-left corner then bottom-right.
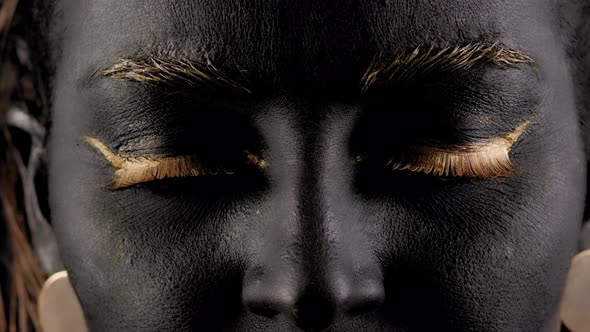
[[243, 271, 385, 330], [244, 297, 282, 318], [242, 269, 296, 319], [242, 268, 339, 331], [242, 283, 291, 318]]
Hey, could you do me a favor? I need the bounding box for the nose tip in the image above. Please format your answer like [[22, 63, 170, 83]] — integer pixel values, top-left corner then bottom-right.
[[242, 282, 337, 331], [242, 271, 385, 331], [291, 287, 336, 332]]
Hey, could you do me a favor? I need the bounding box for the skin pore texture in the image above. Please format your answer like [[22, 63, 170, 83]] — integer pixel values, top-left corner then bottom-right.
[[43, 0, 588, 331]]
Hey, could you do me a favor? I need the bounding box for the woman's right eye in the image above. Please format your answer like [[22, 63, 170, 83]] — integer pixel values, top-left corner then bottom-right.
[[84, 136, 268, 190]]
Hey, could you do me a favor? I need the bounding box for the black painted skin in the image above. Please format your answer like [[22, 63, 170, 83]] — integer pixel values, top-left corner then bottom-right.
[[43, 0, 588, 331]]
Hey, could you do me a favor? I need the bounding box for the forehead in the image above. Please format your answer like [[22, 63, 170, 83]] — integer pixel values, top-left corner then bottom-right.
[[57, 0, 555, 91]]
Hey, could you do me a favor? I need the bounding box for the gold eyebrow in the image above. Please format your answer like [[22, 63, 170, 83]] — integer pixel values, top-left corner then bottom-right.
[[102, 57, 251, 94], [362, 42, 536, 92], [388, 119, 531, 178], [84, 137, 267, 189]]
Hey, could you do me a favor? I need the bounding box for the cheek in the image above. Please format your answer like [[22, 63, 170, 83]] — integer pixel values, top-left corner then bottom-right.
[[48, 180, 256, 329], [47, 100, 250, 328], [368, 112, 585, 329]]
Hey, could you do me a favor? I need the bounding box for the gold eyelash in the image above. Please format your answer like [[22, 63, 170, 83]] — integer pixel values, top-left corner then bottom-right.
[[84, 137, 267, 189], [388, 120, 531, 178]]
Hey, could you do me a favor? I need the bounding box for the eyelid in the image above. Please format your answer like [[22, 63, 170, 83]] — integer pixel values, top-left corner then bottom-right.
[[84, 137, 267, 190], [387, 119, 531, 178]]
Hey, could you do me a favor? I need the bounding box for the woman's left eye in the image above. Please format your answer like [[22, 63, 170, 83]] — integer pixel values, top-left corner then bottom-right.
[[386, 144, 517, 179], [378, 118, 531, 180]]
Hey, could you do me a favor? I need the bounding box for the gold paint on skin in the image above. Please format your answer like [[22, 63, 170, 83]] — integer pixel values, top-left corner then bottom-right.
[[86, 118, 529, 188], [388, 119, 531, 178], [362, 42, 536, 92], [244, 151, 268, 170], [84, 137, 267, 189]]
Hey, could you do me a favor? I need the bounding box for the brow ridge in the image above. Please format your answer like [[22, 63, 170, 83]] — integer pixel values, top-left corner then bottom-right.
[[102, 57, 251, 94], [361, 42, 536, 93]]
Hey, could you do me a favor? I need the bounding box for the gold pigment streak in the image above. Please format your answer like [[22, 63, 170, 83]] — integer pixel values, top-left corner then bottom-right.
[[388, 119, 532, 178], [86, 118, 530, 189], [84, 137, 267, 189]]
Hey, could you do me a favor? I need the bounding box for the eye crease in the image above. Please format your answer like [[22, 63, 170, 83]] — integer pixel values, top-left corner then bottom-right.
[[84, 137, 268, 190], [86, 118, 529, 189], [387, 119, 532, 178]]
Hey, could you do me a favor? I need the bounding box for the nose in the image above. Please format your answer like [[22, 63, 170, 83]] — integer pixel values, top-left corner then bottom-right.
[[242, 107, 384, 330], [243, 264, 385, 331], [242, 184, 384, 330]]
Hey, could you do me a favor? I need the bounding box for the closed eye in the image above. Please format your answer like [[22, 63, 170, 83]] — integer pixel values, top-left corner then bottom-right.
[[84, 137, 268, 190], [386, 119, 531, 178]]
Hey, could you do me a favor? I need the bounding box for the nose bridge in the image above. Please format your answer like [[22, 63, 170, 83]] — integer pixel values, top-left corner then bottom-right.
[[296, 147, 334, 282], [292, 109, 360, 289], [289, 161, 353, 329], [242, 109, 385, 330], [283, 110, 351, 296], [243, 144, 344, 326]]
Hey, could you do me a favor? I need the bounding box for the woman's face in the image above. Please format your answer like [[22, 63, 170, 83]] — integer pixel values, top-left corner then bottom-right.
[[47, 0, 587, 331]]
